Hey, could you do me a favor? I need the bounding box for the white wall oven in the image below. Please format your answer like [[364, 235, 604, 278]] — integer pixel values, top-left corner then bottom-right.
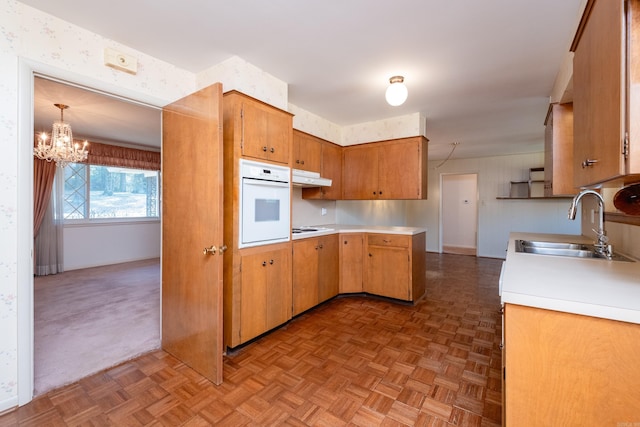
[[239, 159, 291, 248]]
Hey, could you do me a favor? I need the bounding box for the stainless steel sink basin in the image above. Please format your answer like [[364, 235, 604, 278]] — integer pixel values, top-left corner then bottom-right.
[[515, 240, 635, 262]]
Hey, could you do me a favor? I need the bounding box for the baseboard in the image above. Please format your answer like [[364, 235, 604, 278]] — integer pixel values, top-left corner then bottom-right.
[[64, 256, 160, 271], [442, 245, 477, 256], [0, 396, 18, 416]]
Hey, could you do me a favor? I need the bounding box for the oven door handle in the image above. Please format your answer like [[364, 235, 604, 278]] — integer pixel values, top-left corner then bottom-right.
[[242, 178, 290, 188]]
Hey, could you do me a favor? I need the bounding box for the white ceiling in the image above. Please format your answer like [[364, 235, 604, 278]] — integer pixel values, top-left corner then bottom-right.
[[25, 0, 585, 159]]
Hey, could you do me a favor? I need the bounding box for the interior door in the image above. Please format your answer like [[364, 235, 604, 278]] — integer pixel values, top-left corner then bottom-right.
[[162, 83, 224, 384]]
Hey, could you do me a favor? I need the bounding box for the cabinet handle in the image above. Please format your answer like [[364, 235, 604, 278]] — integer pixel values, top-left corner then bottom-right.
[[270, 147, 275, 153], [383, 239, 391, 243], [373, 191, 377, 195], [344, 240, 348, 244], [301, 160, 304, 165], [368, 253, 373, 257], [582, 158, 599, 168], [319, 244, 323, 249], [270, 259, 274, 265], [262, 146, 268, 152], [379, 191, 383, 195], [262, 261, 267, 266]]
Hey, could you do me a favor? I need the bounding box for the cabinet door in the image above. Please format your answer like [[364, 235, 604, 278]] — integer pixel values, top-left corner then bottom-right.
[[241, 99, 291, 164], [293, 130, 321, 172], [544, 103, 575, 196], [572, 0, 625, 186], [266, 108, 292, 164], [343, 145, 379, 199], [339, 233, 364, 293], [292, 239, 319, 316], [318, 235, 339, 303], [265, 247, 292, 330], [302, 140, 343, 200], [240, 251, 269, 342], [365, 246, 410, 300], [378, 139, 424, 199]]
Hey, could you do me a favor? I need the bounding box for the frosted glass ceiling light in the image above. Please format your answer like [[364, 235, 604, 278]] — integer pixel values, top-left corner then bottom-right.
[[34, 103, 89, 168], [385, 75, 408, 106]]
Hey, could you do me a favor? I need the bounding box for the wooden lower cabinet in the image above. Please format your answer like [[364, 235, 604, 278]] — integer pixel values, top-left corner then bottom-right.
[[364, 233, 426, 302], [230, 243, 291, 346], [339, 233, 364, 293], [292, 235, 339, 316], [504, 303, 640, 425]]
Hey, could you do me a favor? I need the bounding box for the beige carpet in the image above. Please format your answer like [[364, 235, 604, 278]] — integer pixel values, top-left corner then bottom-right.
[[34, 258, 160, 395]]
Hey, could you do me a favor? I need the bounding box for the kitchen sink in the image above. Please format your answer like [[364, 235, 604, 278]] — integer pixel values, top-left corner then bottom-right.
[[292, 226, 334, 234], [515, 240, 635, 262]]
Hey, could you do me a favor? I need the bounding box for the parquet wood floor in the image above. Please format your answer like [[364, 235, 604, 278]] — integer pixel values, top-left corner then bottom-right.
[[1, 253, 503, 426]]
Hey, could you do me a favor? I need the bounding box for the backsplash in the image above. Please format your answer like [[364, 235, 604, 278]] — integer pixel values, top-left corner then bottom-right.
[[291, 187, 337, 227]]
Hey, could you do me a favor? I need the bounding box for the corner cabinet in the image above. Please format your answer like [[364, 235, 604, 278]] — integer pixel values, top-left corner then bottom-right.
[[544, 103, 576, 196], [223, 90, 293, 165], [504, 303, 640, 425], [342, 136, 428, 200], [339, 233, 364, 294], [364, 233, 426, 302], [571, 0, 640, 187]]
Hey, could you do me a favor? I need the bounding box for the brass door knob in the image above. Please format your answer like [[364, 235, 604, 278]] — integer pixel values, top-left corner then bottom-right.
[[203, 245, 217, 255]]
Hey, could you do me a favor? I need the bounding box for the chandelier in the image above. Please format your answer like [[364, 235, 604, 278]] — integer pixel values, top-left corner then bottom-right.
[[34, 103, 89, 168]]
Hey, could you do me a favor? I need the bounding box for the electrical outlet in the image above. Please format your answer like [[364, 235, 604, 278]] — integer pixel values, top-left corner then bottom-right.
[[104, 48, 138, 74], [321, 208, 327, 216]]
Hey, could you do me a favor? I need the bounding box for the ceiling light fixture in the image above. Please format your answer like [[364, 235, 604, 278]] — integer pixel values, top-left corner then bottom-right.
[[385, 75, 408, 106], [34, 103, 88, 168]]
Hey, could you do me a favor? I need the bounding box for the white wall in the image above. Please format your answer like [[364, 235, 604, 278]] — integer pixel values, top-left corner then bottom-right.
[[64, 222, 161, 270], [405, 152, 581, 258]]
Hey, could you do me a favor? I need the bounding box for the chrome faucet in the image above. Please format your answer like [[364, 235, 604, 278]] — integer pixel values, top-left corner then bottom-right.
[[568, 189, 611, 257]]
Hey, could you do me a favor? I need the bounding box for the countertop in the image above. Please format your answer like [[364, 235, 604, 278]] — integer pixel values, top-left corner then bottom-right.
[[501, 232, 640, 324], [291, 224, 426, 240]]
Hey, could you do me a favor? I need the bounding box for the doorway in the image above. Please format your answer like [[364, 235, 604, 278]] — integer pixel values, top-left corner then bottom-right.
[[440, 173, 478, 256], [32, 75, 162, 395]]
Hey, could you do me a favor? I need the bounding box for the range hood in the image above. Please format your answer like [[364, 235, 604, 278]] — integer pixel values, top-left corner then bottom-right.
[[292, 169, 332, 187]]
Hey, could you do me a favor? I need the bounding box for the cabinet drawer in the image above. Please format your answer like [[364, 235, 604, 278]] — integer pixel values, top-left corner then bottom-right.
[[367, 233, 410, 248]]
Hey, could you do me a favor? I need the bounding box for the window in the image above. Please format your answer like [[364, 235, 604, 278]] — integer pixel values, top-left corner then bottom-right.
[[64, 163, 160, 220]]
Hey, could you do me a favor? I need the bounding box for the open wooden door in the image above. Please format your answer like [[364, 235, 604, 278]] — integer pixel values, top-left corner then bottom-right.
[[162, 83, 224, 384]]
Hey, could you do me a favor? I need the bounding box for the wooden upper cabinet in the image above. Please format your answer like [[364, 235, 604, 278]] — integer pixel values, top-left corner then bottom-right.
[[571, 0, 640, 187], [224, 91, 292, 165], [544, 103, 576, 196], [302, 137, 343, 200], [343, 144, 379, 199], [293, 130, 322, 172], [343, 136, 428, 200]]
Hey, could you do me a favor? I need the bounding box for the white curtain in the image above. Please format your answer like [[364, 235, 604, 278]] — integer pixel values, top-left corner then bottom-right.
[[35, 168, 64, 275]]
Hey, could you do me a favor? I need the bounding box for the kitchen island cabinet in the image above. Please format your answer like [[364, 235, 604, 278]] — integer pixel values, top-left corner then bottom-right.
[[504, 303, 640, 425], [364, 232, 426, 302], [501, 232, 640, 424], [223, 90, 293, 165], [342, 136, 428, 200], [571, 0, 640, 187], [233, 243, 292, 346], [292, 234, 339, 316]]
